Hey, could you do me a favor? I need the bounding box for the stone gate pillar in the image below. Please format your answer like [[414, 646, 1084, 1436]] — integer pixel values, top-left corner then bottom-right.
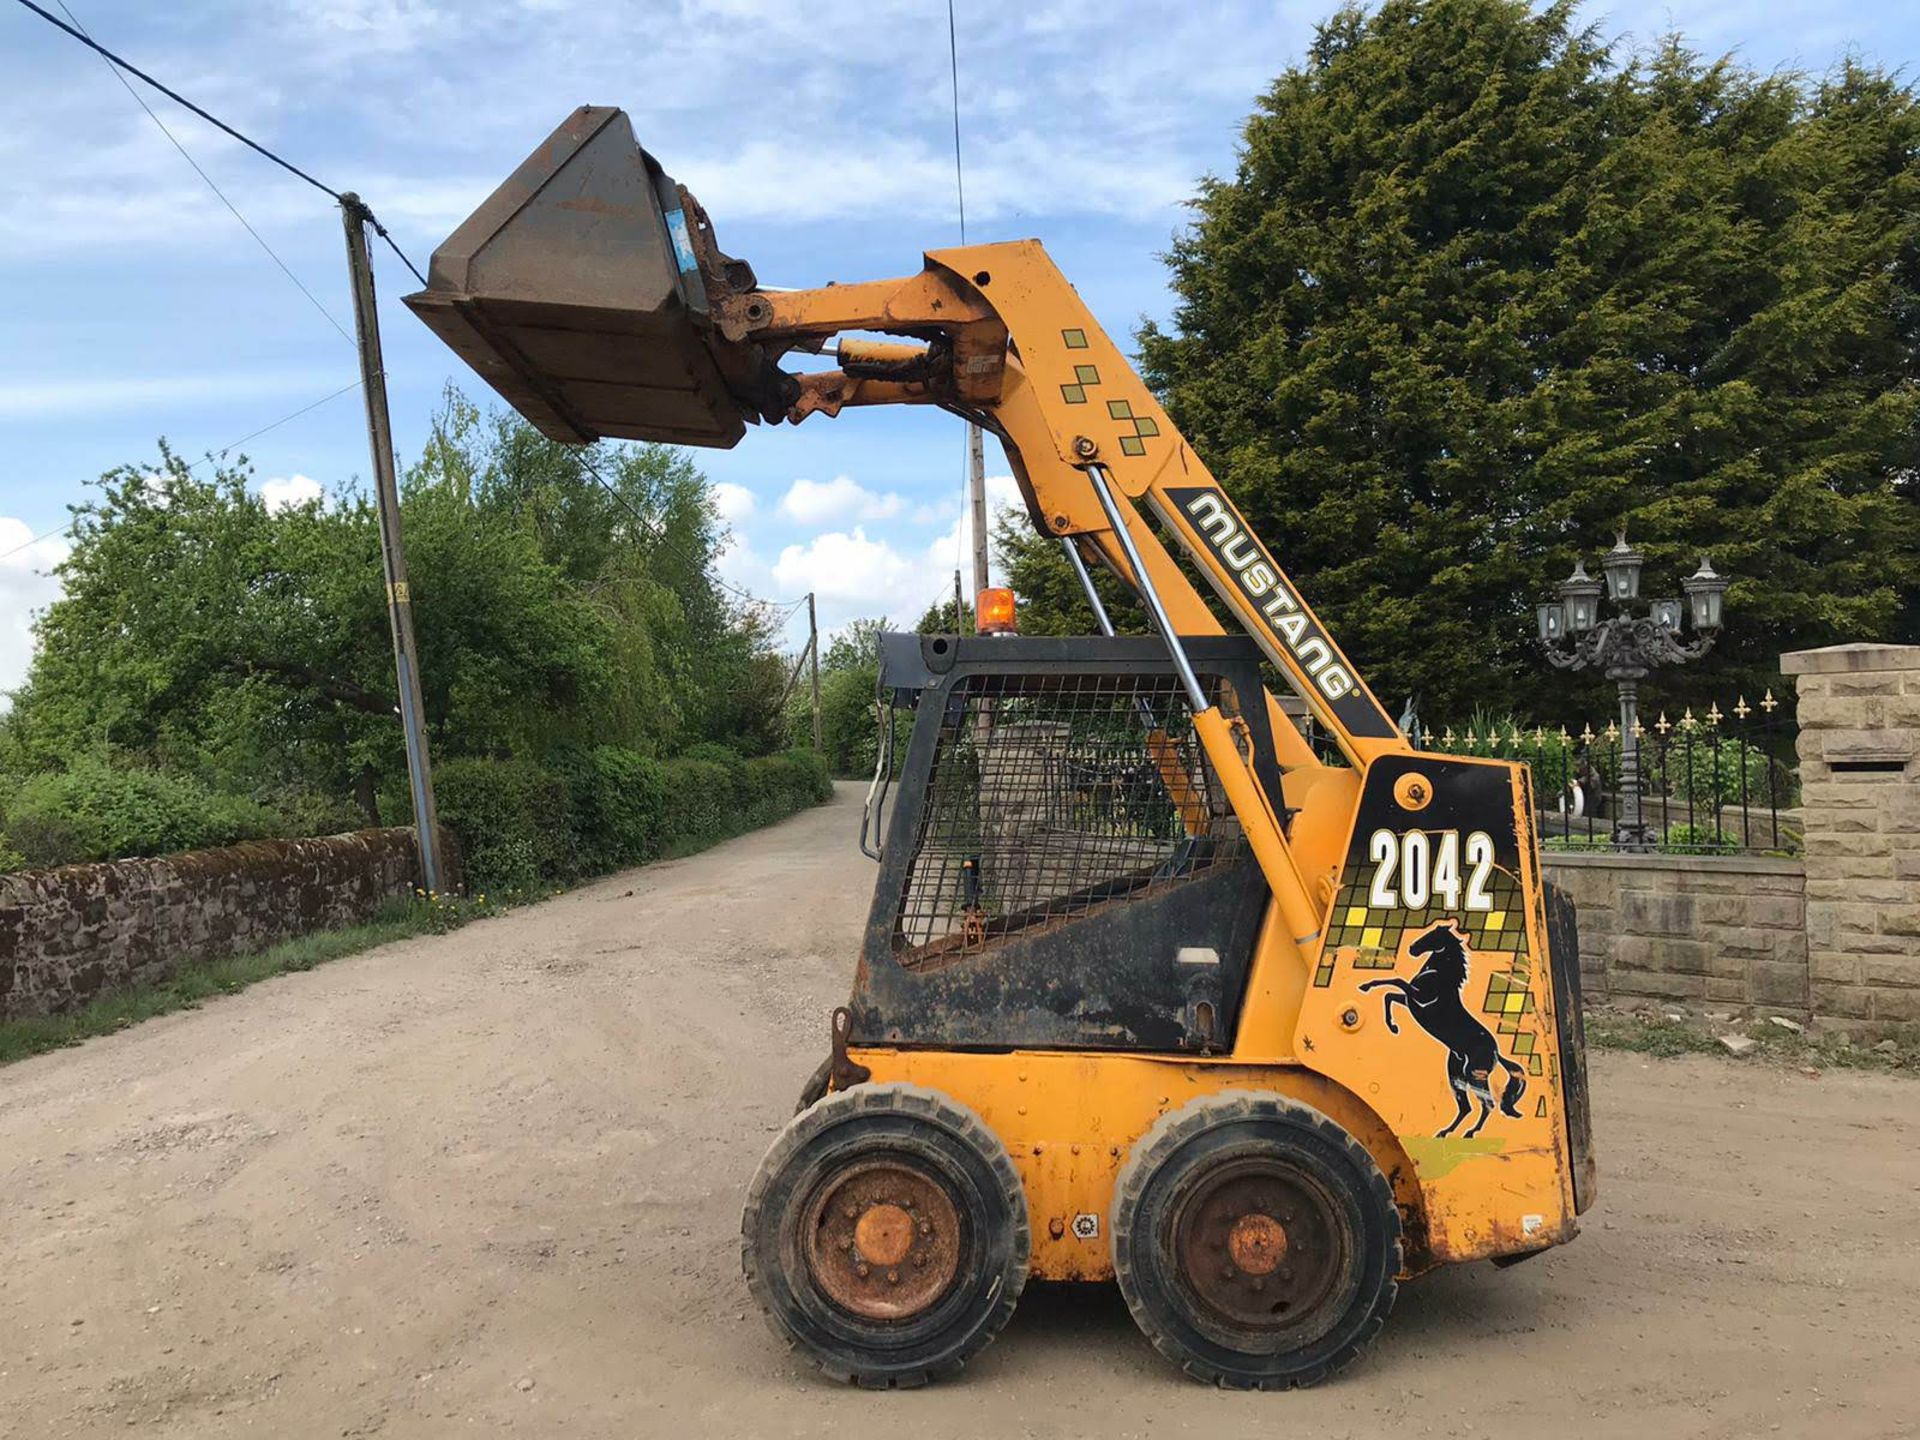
[[1781, 643, 1920, 1030]]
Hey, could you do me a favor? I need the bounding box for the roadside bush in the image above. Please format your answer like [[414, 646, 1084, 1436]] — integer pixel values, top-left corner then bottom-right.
[[431, 756, 575, 895], [433, 745, 829, 894], [0, 758, 282, 868], [561, 744, 669, 872]]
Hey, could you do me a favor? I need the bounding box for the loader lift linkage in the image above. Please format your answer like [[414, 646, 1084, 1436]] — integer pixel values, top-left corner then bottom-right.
[[406, 107, 1595, 1391]]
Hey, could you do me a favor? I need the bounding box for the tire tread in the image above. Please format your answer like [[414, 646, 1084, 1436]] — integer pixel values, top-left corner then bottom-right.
[[1109, 1090, 1401, 1391], [742, 1082, 1029, 1389]]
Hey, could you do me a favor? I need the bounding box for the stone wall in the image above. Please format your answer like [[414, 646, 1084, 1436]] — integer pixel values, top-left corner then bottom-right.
[[1784, 643, 1920, 1029], [0, 828, 424, 1020], [1544, 851, 1807, 1012]]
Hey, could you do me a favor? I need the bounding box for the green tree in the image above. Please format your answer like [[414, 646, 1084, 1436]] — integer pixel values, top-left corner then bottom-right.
[[3, 392, 789, 844], [1008, 1, 1919, 724]]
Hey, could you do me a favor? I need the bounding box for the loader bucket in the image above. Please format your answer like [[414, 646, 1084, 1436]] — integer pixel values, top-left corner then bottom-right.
[[403, 106, 750, 448]]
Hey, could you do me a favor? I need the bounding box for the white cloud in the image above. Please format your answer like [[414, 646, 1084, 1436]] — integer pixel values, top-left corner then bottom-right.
[[708, 481, 757, 523], [260, 473, 326, 512], [754, 473, 1025, 638], [779, 475, 907, 526], [0, 517, 70, 708]]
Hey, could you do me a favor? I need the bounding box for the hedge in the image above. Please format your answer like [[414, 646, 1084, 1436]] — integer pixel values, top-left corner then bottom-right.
[[435, 745, 831, 895], [0, 758, 284, 869]]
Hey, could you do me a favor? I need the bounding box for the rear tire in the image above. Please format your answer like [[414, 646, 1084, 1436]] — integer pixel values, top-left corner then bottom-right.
[[743, 1082, 1029, 1388], [1111, 1091, 1400, 1389]]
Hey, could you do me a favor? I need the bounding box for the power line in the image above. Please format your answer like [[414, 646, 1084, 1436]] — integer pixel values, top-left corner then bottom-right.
[[51, 0, 353, 346], [0, 378, 365, 564], [190, 379, 364, 467], [11, 0, 427, 286], [573, 449, 800, 610], [945, 0, 967, 246]]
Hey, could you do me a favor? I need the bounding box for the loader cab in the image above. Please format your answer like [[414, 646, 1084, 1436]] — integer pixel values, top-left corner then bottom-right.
[[850, 632, 1283, 1054]]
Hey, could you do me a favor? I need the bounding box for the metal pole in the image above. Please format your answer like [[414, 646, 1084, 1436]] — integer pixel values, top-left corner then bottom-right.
[[1060, 536, 1115, 637], [968, 423, 989, 602], [341, 193, 442, 894], [1614, 672, 1648, 850], [807, 592, 823, 753], [1087, 465, 1208, 713]]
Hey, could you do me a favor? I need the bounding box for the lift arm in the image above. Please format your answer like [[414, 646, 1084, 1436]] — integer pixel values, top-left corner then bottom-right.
[[402, 106, 1410, 961]]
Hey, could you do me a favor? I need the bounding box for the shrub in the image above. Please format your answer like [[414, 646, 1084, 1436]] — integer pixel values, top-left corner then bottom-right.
[[558, 744, 669, 871], [1433, 712, 1575, 804], [431, 756, 575, 895], [677, 741, 744, 767], [1647, 733, 1787, 813], [1659, 823, 1740, 854], [0, 758, 282, 867]]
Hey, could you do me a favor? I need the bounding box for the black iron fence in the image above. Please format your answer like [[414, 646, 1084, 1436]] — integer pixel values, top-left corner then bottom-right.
[[1428, 692, 1801, 856]]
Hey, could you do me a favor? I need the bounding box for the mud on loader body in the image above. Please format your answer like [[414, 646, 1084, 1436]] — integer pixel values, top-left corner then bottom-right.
[[407, 107, 1596, 1390]]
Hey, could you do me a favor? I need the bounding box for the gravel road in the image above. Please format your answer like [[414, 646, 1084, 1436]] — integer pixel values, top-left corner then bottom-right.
[[2, 783, 1915, 1438]]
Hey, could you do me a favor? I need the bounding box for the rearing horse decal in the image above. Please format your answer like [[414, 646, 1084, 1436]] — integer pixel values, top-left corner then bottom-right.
[[1360, 922, 1527, 1139]]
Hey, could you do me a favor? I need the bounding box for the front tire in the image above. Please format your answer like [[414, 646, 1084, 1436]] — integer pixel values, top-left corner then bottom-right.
[[1111, 1091, 1401, 1389], [743, 1083, 1029, 1388]]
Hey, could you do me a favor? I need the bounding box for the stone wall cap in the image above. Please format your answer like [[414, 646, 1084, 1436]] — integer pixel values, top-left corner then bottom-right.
[[1541, 850, 1804, 876], [1780, 643, 1920, 676]]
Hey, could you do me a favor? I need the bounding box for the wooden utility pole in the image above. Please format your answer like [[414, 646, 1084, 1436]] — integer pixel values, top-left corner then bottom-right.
[[807, 592, 822, 753], [341, 193, 442, 895], [967, 422, 989, 606]]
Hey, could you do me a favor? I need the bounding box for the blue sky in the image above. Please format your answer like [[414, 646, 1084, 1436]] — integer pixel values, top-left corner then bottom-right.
[[2, 0, 1915, 697]]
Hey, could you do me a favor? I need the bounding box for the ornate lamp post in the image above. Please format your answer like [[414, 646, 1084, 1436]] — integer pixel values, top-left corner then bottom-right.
[[1537, 533, 1729, 848]]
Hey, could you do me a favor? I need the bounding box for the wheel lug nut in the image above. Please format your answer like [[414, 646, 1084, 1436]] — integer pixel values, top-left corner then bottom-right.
[[913, 1253, 927, 1267], [919, 1221, 932, 1236], [844, 1205, 859, 1220], [1220, 1266, 1234, 1280], [887, 1269, 900, 1285], [855, 1262, 870, 1278], [1251, 1279, 1265, 1292]]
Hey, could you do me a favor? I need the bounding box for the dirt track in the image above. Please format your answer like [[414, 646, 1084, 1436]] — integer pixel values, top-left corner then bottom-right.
[[2, 783, 1916, 1439]]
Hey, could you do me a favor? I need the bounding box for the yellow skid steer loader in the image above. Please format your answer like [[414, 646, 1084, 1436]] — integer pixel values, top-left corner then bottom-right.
[[406, 107, 1595, 1391]]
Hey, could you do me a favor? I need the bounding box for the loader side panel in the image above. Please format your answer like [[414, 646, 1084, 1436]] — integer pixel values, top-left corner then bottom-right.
[[1291, 752, 1581, 1261]]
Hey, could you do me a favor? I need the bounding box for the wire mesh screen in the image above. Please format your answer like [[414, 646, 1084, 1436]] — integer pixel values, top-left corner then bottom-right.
[[894, 671, 1247, 965]]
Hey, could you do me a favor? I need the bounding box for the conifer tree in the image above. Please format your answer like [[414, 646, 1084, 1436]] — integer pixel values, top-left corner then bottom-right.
[[1002, 0, 1919, 721]]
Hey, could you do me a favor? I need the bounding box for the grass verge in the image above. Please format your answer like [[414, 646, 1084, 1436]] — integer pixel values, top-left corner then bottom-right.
[[0, 895, 490, 1068], [1587, 1003, 1920, 1074]]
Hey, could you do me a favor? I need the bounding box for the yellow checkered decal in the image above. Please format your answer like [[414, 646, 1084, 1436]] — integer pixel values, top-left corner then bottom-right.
[[1310, 861, 1544, 1074], [1058, 331, 1100, 405], [1104, 396, 1160, 456], [1320, 860, 1527, 959]]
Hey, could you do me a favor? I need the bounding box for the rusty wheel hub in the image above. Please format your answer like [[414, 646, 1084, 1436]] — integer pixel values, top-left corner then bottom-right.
[[803, 1159, 962, 1321], [1172, 1158, 1344, 1332]]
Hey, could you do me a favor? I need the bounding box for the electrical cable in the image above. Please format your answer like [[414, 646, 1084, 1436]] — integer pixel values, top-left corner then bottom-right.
[[11, 0, 427, 284], [946, 0, 972, 591], [574, 449, 800, 610], [0, 378, 368, 565], [946, 0, 967, 247], [9, 0, 766, 614], [51, 0, 353, 345]]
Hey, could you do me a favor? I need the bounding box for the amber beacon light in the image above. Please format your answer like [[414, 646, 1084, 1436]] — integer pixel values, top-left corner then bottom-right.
[[975, 587, 1018, 635]]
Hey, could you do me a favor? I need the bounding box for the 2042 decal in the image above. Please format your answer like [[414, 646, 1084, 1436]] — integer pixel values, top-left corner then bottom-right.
[[1365, 828, 1496, 913]]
